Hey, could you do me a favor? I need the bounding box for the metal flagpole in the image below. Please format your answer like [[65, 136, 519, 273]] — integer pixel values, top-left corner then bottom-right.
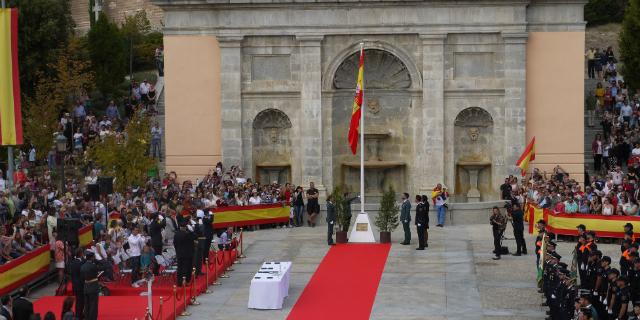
[[359, 42, 365, 214]]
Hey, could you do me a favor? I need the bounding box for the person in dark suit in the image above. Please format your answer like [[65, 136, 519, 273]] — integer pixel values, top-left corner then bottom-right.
[[400, 193, 411, 245], [80, 251, 99, 320], [421, 195, 430, 247], [1, 295, 12, 320], [68, 248, 85, 318], [326, 195, 336, 246], [174, 222, 196, 286], [11, 287, 33, 320], [415, 195, 427, 250], [342, 193, 359, 232], [149, 213, 165, 275], [509, 203, 527, 256]]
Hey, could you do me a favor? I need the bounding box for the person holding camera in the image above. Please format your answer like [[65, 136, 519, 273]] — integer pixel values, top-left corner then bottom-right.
[[490, 206, 507, 260], [431, 184, 448, 227]]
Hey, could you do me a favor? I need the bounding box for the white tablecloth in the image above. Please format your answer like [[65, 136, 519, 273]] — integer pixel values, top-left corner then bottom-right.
[[248, 261, 292, 309]]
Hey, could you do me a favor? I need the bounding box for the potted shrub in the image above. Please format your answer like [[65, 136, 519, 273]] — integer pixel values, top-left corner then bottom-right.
[[332, 186, 349, 243], [374, 188, 400, 243]]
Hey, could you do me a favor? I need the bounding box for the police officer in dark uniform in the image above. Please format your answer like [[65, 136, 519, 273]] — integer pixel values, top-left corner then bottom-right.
[[194, 212, 206, 276], [631, 258, 640, 307], [174, 221, 196, 286], [80, 250, 99, 320], [326, 195, 336, 246], [613, 276, 631, 320], [415, 195, 427, 250], [68, 248, 85, 318], [510, 202, 527, 255]]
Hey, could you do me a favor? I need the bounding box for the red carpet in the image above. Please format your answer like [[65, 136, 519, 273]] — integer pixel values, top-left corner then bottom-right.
[[287, 244, 391, 320], [34, 295, 185, 320]]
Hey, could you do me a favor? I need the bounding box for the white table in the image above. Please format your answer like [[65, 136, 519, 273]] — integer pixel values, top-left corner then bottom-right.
[[248, 261, 292, 309]]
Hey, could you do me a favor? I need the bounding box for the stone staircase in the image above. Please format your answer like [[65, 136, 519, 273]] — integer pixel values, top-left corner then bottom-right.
[[584, 78, 603, 175]]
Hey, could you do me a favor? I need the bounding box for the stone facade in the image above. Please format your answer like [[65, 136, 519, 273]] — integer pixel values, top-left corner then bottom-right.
[[70, 0, 164, 34], [155, 0, 586, 201]]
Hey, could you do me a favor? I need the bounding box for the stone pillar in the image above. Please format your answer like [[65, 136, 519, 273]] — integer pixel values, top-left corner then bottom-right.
[[219, 36, 244, 167], [502, 33, 528, 176], [419, 34, 447, 194], [297, 35, 325, 194]]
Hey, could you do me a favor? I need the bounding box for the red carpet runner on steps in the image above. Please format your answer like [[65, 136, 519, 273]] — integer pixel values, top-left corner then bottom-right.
[[287, 243, 391, 320]]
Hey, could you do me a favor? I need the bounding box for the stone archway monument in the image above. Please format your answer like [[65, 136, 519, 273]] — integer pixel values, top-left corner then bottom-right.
[[157, 0, 587, 199]]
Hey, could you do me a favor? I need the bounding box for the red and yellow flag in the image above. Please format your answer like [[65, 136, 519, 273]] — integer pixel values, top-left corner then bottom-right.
[[516, 137, 536, 177], [0, 8, 23, 146], [348, 47, 364, 154]]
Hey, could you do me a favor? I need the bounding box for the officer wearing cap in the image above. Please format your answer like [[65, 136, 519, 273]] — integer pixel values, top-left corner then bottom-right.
[[578, 291, 599, 320], [173, 220, 196, 286], [631, 258, 640, 307], [595, 256, 612, 298], [68, 248, 85, 317], [80, 250, 99, 320], [613, 276, 631, 320]]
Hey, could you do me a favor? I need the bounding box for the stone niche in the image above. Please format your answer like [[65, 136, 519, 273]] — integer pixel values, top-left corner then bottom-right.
[[453, 107, 494, 202], [252, 108, 292, 185], [331, 48, 413, 197]]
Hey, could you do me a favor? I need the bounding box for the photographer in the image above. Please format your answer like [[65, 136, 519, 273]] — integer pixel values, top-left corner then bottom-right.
[[490, 206, 507, 260]]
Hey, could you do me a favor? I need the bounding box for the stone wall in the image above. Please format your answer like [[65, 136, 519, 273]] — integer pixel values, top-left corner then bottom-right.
[[71, 0, 164, 34]]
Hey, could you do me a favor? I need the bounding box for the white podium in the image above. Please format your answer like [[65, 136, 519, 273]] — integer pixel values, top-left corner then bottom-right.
[[348, 213, 376, 243]]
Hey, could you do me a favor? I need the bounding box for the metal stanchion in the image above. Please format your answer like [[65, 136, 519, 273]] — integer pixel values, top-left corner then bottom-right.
[[204, 258, 212, 293], [180, 277, 190, 316], [239, 228, 246, 259], [145, 307, 150, 320], [220, 249, 230, 278], [212, 249, 222, 284], [173, 285, 177, 320], [158, 297, 163, 320], [190, 268, 200, 305], [233, 234, 241, 264], [226, 247, 235, 271]]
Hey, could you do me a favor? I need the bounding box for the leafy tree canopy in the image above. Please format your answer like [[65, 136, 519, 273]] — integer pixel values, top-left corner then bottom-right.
[[620, 0, 640, 91]]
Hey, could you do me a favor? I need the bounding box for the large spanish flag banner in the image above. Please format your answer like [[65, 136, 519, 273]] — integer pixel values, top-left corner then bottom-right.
[[527, 204, 640, 238], [0, 245, 50, 296], [0, 8, 23, 146], [516, 137, 535, 177], [213, 203, 290, 228], [347, 46, 364, 154]]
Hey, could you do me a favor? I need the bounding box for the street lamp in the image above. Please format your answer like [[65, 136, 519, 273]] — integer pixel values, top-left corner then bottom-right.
[[55, 133, 67, 193]]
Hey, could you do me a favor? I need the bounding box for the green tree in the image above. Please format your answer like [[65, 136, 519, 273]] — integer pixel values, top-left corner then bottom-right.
[[87, 114, 155, 192], [87, 13, 127, 97], [620, 0, 640, 91], [374, 188, 400, 233], [24, 38, 94, 160], [8, 0, 73, 98], [585, 0, 628, 25]]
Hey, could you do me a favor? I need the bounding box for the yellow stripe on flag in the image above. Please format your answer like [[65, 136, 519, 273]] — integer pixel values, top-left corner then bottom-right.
[[0, 248, 50, 289], [214, 206, 290, 224], [0, 9, 18, 145], [79, 226, 93, 247]]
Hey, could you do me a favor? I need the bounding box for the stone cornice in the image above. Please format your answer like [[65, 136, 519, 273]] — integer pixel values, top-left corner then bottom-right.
[[154, 0, 532, 9]]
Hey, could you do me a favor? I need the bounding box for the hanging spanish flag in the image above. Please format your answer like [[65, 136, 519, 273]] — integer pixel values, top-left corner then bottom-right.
[[0, 8, 23, 146], [347, 47, 364, 154], [516, 137, 536, 177]]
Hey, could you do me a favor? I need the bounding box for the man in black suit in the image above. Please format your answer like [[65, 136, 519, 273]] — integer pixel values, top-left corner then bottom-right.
[[202, 209, 215, 265], [510, 202, 527, 256], [174, 221, 196, 286], [68, 248, 85, 318], [415, 195, 427, 250], [326, 195, 336, 246], [11, 287, 33, 320], [421, 195, 430, 247], [1, 295, 12, 320]]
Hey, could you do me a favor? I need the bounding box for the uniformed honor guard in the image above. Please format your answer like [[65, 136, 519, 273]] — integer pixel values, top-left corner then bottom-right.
[[415, 195, 427, 250], [174, 221, 196, 286], [326, 195, 336, 246], [400, 193, 411, 245], [68, 248, 85, 318], [421, 195, 430, 247], [203, 209, 215, 263], [81, 250, 99, 320]]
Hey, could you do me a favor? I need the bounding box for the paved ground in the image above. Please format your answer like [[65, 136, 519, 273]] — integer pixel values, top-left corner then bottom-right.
[[27, 221, 625, 319], [180, 223, 624, 320]]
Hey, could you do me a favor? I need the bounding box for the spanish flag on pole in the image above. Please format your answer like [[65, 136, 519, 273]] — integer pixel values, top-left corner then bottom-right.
[[516, 137, 535, 177], [348, 46, 364, 154], [0, 8, 23, 146]]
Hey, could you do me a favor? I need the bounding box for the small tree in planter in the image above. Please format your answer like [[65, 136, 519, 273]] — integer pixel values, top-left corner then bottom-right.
[[331, 185, 349, 243], [375, 188, 400, 243]]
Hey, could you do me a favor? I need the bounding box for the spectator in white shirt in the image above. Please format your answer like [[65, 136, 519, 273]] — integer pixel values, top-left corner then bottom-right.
[[248, 191, 262, 205], [127, 227, 145, 287]]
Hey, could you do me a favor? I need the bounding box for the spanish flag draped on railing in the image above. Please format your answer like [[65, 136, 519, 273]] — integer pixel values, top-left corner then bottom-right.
[[347, 46, 364, 155], [0, 8, 23, 146], [516, 137, 535, 177]]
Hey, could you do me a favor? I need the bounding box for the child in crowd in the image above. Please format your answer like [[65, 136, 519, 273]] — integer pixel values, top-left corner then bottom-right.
[[140, 244, 154, 274]]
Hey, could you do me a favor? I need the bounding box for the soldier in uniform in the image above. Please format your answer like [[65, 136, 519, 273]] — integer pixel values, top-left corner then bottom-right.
[[400, 193, 411, 245], [613, 276, 631, 320], [583, 250, 601, 292], [421, 195, 430, 247], [630, 258, 640, 307], [490, 206, 507, 260], [536, 220, 548, 267], [194, 209, 206, 276], [174, 221, 196, 286], [342, 193, 359, 232], [80, 250, 99, 320], [68, 248, 85, 318], [415, 195, 427, 250]]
